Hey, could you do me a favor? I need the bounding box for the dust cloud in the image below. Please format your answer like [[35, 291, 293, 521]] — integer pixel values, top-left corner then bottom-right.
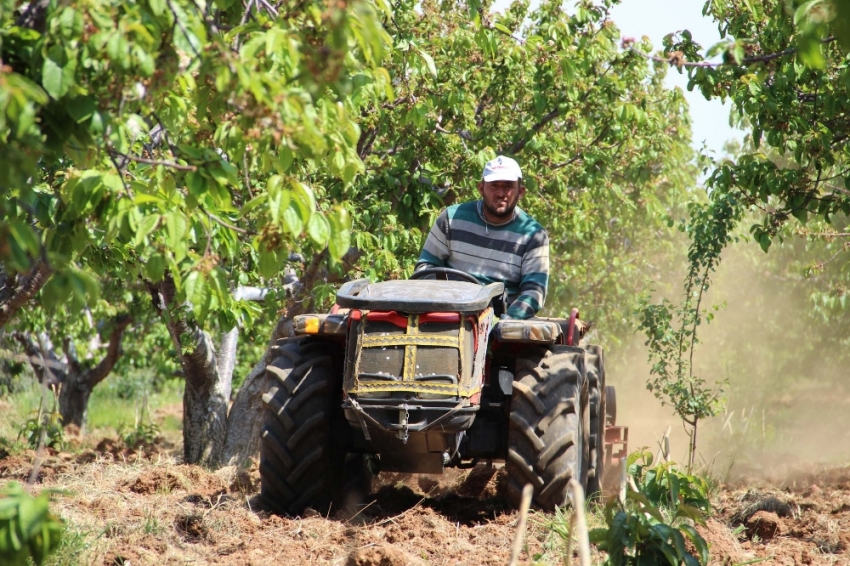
[[602, 238, 850, 478]]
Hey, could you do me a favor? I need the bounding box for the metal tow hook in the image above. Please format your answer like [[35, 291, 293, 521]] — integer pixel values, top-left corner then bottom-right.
[[398, 403, 410, 444]]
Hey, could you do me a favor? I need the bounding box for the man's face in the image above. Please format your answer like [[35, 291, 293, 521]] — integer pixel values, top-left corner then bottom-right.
[[477, 180, 526, 221]]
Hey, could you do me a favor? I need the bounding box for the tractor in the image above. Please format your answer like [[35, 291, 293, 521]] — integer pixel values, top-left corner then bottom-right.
[[258, 267, 627, 515]]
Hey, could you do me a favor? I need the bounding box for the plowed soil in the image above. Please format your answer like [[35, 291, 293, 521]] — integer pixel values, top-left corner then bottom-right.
[[2, 443, 849, 565]]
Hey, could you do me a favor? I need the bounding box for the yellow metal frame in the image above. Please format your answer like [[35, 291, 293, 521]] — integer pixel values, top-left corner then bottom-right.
[[351, 313, 482, 398]]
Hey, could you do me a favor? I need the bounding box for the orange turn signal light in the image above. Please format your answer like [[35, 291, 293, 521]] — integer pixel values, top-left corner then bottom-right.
[[302, 316, 320, 334]]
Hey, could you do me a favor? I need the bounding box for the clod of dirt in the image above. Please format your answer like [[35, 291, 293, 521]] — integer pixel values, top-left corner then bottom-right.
[[346, 544, 425, 566], [105, 551, 138, 565], [455, 465, 505, 499], [95, 438, 138, 461], [417, 476, 439, 493], [175, 513, 211, 543], [745, 511, 782, 541], [0, 454, 34, 480], [228, 468, 258, 494], [126, 468, 183, 494], [694, 518, 744, 564]]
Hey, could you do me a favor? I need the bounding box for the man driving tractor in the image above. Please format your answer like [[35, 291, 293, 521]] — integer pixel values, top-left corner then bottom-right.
[[415, 156, 549, 320]]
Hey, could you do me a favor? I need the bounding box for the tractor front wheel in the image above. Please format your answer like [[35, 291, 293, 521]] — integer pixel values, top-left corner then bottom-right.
[[259, 337, 369, 516], [506, 345, 589, 511]]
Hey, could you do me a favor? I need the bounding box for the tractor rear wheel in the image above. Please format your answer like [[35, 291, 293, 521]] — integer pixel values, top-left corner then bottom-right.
[[506, 345, 589, 511], [584, 345, 606, 498], [259, 337, 369, 516]]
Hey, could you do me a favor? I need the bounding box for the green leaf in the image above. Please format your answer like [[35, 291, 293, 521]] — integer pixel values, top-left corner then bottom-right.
[[16, 494, 47, 542], [59, 8, 84, 38], [41, 46, 77, 99], [166, 212, 188, 249], [8, 221, 41, 257], [796, 36, 826, 68], [134, 215, 161, 247], [289, 181, 315, 227], [307, 213, 331, 245], [144, 254, 166, 282], [149, 0, 166, 17], [184, 271, 211, 321], [240, 195, 266, 217], [627, 491, 665, 522], [493, 23, 512, 36], [835, 0, 850, 50], [327, 206, 352, 261], [208, 266, 229, 301], [282, 206, 303, 236], [258, 249, 278, 279], [267, 175, 290, 224], [416, 48, 438, 78], [107, 32, 130, 70]]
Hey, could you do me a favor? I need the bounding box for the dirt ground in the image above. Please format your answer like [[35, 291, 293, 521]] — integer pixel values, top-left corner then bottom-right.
[[1, 439, 850, 565]]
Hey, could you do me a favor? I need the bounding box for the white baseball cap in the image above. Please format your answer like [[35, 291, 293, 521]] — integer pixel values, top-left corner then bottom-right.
[[482, 155, 522, 182]]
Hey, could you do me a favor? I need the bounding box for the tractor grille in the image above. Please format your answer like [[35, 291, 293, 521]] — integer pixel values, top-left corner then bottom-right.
[[346, 316, 475, 399]]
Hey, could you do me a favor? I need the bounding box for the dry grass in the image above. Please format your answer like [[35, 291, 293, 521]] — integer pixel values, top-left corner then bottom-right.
[[1, 449, 560, 566]]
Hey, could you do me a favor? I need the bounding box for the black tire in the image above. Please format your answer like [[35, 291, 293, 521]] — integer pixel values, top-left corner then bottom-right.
[[506, 345, 589, 511], [259, 337, 369, 516], [584, 345, 606, 498]]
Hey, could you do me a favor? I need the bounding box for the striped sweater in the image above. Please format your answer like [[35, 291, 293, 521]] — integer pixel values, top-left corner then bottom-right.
[[416, 201, 549, 319]]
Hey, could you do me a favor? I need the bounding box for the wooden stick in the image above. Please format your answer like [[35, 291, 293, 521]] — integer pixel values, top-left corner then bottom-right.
[[655, 425, 672, 463], [568, 480, 591, 566], [508, 484, 533, 566]]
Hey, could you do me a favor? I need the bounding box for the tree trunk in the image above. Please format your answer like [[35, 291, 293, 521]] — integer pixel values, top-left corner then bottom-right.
[[151, 275, 230, 465], [151, 250, 360, 468], [219, 359, 269, 467], [182, 327, 230, 465], [217, 249, 362, 467], [13, 316, 130, 430], [58, 370, 93, 429]]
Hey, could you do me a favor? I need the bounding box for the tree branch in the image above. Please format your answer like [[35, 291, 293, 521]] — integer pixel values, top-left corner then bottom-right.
[[508, 63, 613, 155], [0, 258, 53, 329], [108, 149, 198, 171], [629, 36, 837, 69], [201, 207, 257, 235], [82, 316, 132, 388]]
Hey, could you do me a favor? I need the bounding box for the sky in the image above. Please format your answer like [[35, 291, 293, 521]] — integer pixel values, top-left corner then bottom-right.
[[490, 0, 745, 156], [608, 0, 744, 155]]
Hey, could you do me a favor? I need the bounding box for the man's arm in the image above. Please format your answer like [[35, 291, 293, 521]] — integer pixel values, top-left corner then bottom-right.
[[415, 209, 451, 270], [506, 229, 549, 319]]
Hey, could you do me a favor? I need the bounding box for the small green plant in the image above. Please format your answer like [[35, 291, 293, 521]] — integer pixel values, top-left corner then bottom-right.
[[590, 492, 710, 566], [588, 453, 712, 565], [117, 388, 160, 449], [0, 482, 64, 566], [637, 195, 742, 470], [18, 394, 65, 451], [119, 422, 161, 449], [628, 450, 711, 516]]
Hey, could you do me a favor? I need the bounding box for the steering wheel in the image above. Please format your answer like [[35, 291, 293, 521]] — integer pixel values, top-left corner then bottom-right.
[[410, 266, 482, 285]]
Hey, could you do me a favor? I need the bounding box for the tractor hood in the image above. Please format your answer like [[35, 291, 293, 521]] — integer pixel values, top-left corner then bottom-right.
[[336, 278, 504, 314]]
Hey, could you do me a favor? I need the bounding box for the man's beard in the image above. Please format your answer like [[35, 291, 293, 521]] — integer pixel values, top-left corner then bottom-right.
[[483, 198, 518, 221]]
